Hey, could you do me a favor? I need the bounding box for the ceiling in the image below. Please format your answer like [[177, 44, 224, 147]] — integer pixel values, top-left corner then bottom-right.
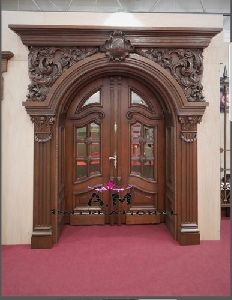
[[2, 0, 230, 40], [1, 0, 230, 13]]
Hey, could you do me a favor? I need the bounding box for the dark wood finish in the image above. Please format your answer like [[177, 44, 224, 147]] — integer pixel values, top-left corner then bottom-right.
[[176, 116, 201, 245], [8, 25, 220, 247], [31, 234, 53, 249], [30, 116, 55, 248], [65, 78, 111, 225], [179, 232, 200, 246], [65, 77, 165, 225], [9, 25, 221, 48]]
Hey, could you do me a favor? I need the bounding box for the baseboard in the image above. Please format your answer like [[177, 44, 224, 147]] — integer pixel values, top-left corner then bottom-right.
[[178, 232, 200, 245], [31, 235, 53, 249]]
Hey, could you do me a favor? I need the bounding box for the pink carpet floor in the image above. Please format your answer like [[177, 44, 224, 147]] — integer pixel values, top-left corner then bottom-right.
[[2, 219, 230, 296]]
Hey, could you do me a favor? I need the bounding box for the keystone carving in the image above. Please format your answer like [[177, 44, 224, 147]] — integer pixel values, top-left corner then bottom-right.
[[101, 30, 134, 62], [137, 48, 204, 102]]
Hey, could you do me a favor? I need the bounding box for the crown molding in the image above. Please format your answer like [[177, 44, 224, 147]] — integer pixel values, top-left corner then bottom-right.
[[8, 25, 222, 48]]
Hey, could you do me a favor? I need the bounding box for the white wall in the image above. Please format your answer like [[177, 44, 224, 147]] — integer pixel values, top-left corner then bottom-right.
[[1, 11, 226, 244]]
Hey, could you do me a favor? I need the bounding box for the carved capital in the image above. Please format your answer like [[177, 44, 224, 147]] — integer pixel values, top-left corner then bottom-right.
[[178, 115, 202, 143], [137, 48, 204, 102], [31, 115, 55, 143], [27, 47, 98, 101], [101, 30, 134, 62], [178, 115, 202, 131]]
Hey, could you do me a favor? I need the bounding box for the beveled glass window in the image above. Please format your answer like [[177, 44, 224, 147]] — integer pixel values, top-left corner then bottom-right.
[[130, 122, 155, 180], [76, 122, 101, 180], [82, 90, 100, 106], [131, 91, 148, 107]]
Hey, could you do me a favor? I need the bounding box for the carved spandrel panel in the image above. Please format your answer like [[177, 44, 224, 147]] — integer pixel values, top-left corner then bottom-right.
[[27, 47, 98, 101], [26, 35, 205, 104], [136, 48, 204, 102]]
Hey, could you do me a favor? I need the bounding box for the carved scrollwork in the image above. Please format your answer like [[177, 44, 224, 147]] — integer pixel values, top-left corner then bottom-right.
[[101, 30, 134, 62], [27, 47, 98, 101], [178, 116, 202, 143], [31, 115, 55, 143], [126, 110, 162, 123], [136, 48, 204, 102]]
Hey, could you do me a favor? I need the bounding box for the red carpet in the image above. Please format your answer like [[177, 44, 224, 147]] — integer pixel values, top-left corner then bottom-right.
[[2, 219, 230, 296]]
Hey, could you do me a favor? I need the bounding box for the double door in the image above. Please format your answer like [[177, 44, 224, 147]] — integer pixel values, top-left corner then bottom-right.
[[65, 76, 165, 225]]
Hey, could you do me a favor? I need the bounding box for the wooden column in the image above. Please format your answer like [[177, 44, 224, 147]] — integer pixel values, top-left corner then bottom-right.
[[30, 115, 55, 248], [177, 116, 202, 245]]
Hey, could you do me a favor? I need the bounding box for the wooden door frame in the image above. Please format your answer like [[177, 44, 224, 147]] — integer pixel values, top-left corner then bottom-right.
[[9, 25, 221, 248]]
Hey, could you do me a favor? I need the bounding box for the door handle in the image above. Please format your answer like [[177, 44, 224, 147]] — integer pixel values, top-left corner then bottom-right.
[[109, 154, 117, 169]]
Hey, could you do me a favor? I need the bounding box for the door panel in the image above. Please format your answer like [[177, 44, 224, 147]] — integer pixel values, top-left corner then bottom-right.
[[118, 78, 165, 224], [65, 76, 165, 225]]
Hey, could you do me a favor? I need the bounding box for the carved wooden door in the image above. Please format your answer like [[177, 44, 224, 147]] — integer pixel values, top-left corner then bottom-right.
[[65, 76, 165, 225]]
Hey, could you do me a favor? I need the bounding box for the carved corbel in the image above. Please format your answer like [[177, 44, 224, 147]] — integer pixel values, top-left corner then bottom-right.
[[101, 30, 134, 62], [31, 115, 55, 143], [1, 51, 14, 73], [178, 115, 202, 143], [1, 51, 14, 100]]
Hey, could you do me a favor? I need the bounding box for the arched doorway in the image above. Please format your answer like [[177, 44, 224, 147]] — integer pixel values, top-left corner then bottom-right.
[[48, 52, 205, 248], [9, 25, 220, 248], [64, 76, 165, 226]]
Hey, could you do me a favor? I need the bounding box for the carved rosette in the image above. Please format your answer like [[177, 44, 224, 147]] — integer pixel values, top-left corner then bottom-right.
[[178, 116, 202, 143], [101, 30, 134, 62], [31, 115, 56, 143], [136, 48, 204, 102], [27, 47, 98, 101]]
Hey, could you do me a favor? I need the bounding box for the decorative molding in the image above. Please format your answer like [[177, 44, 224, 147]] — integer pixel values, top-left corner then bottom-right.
[[32, 226, 52, 236], [100, 30, 133, 61], [8, 25, 221, 48], [178, 115, 202, 143], [180, 223, 199, 233], [31, 115, 55, 143], [27, 47, 98, 101], [2, 51, 14, 73], [180, 132, 197, 143], [8, 26, 221, 102], [69, 111, 105, 125], [126, 110, 161, 122], [1, 51, 14, 101], [178, 115, 202, 130], [137, 48, 204, 102]]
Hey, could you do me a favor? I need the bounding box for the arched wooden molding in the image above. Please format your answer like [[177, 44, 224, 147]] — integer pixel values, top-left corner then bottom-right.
[[8, 25, 221, 248], [1, 51, 14, 100]]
